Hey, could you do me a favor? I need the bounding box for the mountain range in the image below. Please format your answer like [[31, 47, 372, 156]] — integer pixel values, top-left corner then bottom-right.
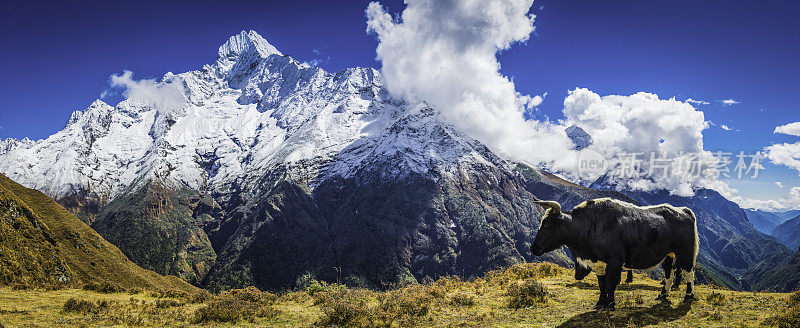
[[1, 30, 798, 292]]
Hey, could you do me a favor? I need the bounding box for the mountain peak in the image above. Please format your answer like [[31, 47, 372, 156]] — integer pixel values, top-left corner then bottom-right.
[[65, 99, 113, 127], [217, 30, 282, 62], [565, 124, 592, 150]]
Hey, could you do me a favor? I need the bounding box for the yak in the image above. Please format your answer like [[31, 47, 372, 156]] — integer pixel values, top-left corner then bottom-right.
[[530, 197, 698, 311]]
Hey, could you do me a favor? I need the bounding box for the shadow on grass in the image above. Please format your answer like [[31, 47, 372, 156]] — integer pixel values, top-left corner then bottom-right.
[[566, 281, 663, 292], [557, 301, 692, 328]]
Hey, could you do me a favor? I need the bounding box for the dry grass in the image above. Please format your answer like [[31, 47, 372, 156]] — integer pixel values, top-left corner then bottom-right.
[[0, 263, 794, 327]]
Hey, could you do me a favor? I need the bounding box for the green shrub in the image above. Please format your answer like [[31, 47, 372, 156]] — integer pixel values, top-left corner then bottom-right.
[[158, 289, 189, 299], [189, 290, 214, 304], [319, 293, 370, 327], [221, 286, 277, 305], [706, 292, 726, 306], [449, 292, 476, 306], [192, 300, 278, 323], [380, 287, 432, 317], [62, 297, 112, 314], [505, 263, 563, 280], [303, 279, 346, 296], [506, 280, 548, 308], [82, 282, 123, 294], [154, 299, 184, 308], [427, 285, 447, 299]]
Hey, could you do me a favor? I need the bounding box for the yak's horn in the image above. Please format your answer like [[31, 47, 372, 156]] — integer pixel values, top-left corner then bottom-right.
[[534, 200, 561, 214]]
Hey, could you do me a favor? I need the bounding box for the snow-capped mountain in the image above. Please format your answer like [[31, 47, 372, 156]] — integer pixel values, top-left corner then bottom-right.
[[0, 30, 495, 203]]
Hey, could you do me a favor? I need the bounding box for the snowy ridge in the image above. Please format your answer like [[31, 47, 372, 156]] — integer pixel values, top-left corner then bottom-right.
[[0, 30, 504, 201], [217, 30, 282, 66]]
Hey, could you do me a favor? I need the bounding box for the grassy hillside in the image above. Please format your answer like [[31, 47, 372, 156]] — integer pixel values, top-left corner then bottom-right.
[[0, 174, 196, 293], [0, 263, 796, 327]]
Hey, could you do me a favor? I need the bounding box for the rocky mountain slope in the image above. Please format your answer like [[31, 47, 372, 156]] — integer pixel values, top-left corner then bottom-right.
[[744, 209, 784, 235], [775, 210, 800, 222], [0, 173, 195, 292], [773, 215, 800, 252]]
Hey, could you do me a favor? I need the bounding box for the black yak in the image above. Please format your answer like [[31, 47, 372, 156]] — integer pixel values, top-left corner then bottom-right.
[[530, 197, 698, 310]]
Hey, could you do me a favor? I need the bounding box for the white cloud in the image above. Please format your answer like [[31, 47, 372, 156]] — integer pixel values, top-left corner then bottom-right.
[[776, 181, 783, 189], [718, 98, 740, 106], [764, 121, 800, 176], [774, 121, 800, 136], [109, 70, 187, 117], [765, 142, 800, 174], [563, 89, 708, 156], [562, 89, 719, 196], [685, 98, 709, 105], [729, 186, 800, 212], [301, 49, 330, 68], [721, 124, 732, 131], [366, 0, 577, 172]]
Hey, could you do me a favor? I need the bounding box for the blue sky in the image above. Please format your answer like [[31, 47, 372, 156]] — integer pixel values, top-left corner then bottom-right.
[[0, 0, 798, 206]]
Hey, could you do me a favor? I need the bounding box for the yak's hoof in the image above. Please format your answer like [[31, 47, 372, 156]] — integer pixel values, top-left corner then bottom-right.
[[603, 302, 616, 311], [683, 294, 698, 303]]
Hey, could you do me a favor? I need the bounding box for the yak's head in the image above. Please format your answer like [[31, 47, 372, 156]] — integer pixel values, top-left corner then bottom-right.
[[530, 198, 570, 256]]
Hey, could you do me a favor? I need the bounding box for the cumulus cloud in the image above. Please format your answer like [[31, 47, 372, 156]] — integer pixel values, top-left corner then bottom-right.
[[730, 186, 800, 212], [109, 70, 187, 116], [775, 121, 800, 136], [764, 121, 800, 176], [562, 88, 720, 195], [685, 98, 709, 105], [765, 142, 800, 174], [718, 98, 740, 106], [563, 89, 707, 156], [365, 0, 577, 171], [365, 0, 726, 197]]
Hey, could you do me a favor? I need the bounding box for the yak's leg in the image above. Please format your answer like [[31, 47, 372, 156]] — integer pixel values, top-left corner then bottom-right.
[[625, 270, 633, 283], [672, 269, 683, 290], [603, 263, 623, 311], [657, 257, 675, 301], [594, 275, 608, 310], [682, 269, 696, 302]]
